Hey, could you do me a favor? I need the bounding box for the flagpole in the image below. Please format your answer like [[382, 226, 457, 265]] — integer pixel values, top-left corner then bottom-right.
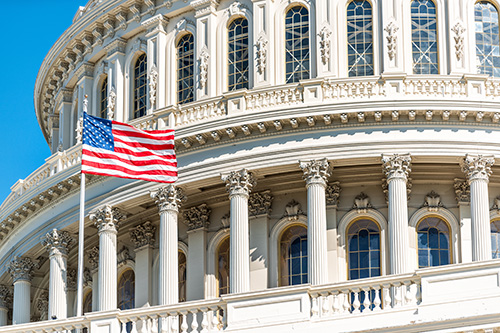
[[76, 95, 88, 318]]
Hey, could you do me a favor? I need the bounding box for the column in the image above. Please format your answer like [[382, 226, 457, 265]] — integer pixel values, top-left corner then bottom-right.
[[0, 285, 12, 326], [151, 185, 186, 305], [7, 257, 37, 324], [455, 178, 472, 263], [326, 182, 341, 283], [104, 38, 126, 122], [222, 169, 256, 294], [300, 159, 331, 286], [382, 153, 411, 274], [461, 154, 495, 261], [248, 191, 273, 291], [42, 229, 74, 320], [90, 205, 125, 311], [130, 221, 156, 307], [183, 204, 211, 301], [87, 246, 100, 312]]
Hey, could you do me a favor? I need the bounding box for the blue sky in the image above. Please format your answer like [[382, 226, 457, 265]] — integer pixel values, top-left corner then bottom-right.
[[0, 2, 84, 203]]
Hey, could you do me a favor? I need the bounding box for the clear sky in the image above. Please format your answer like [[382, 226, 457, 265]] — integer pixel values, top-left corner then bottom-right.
[[0, 1, 84, 203]]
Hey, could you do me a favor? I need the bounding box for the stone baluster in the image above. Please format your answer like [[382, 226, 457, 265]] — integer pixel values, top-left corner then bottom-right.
[[42, 229, 74, 320], [151, 185, 186, 305], [461, 154, 495, 261], [130, 221, 156, 307], [8, 257, 37, 324], [222, 169, 256, 294], [300, 158, 331, 285], [90, 205, 125, 311], [0, 285, 12, 326], [382, 153, 411, 274]]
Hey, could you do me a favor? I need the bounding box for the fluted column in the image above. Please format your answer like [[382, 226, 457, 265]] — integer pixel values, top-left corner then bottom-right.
[[382, 153, 411, 274], [152, 185, 186, 305], [42, 229, 74, 320], [461, 154, 495, 261], [0, 285, 12, 326], [8, 257, 37, 324], [222, 169, 256, 294], [90, 205, 125, 311], [300, 159, 331, 285]]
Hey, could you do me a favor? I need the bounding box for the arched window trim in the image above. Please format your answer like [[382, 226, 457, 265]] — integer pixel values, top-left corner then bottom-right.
[[215, 235, 230, 296], [132, 53, 148, 119], [415, 215, 452, 268], [410, 0, 440, 74], [346, 217, 381, 280], [206, 228, 230, 298], [489, 211, 500, 258], [269, 215, 307, 288], [117, 268, 135, 310], [338, 209, 388, 281], [278, 223, 308, 286], [409, 207, 459, 269], [284, 5, 311, 83], [473, 0, 500, 77]]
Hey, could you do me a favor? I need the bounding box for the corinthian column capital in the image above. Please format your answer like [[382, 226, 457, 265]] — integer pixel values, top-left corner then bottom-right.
[[151, 185, 186, 214], [42, 229, 75, 257], [0, 285, 12, 308], [222, 169, 256, 198], [7, 257, 37, 283], [460, 154, 495, 183], [382, 153, 411, 181], [183, 204, 211, 231], [90, 205, 126, 234], [299, 158, 331, 187], [130, 221, 156, 248], [87, 246, 99, 270]]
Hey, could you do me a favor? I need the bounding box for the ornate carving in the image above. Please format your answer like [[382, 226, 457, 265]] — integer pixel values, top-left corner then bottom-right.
[[175, 18, 195, 32], [228, 1, 247, 16], [87, 246, 99, 270], [67, 268, 77, 291], [381, 153, 411, 181], [83, 268, 92, 287], [90, 205, 125, 233], [283, 200, 304, 221], [75, 117, 83, 143], [454, 178, 470, 204], [222, 169, 256, 197], [384, 21, 399, 61], [492, 197, 500, 211], [326, 181, 341, 206], [460, 154, 495, 182], [451, 22, 466, 61], [36, 291, 49, 321], [183, 204, 211, 231], [353, 192, 372, 213], [221, 213, 230, 228], [248, 190, 273, 216], [199, 47, 210, 89], [8, 257, 37, 283], [0, 285, 12, 308], [42, 229, 74, 256], [107, 86, 116, 120], [423, 191, 443, 211], [117, 246, 134, 266], [130, 221, 156, 248], [256, 35, 268, 74], [149, 65, 158, 108], [151, 185, 186, 213], [299, 158, 331, 187], [319, 24, 332, 65]]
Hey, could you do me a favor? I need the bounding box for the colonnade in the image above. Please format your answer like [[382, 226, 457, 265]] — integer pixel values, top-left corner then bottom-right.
[[0, 153, 495, 325]]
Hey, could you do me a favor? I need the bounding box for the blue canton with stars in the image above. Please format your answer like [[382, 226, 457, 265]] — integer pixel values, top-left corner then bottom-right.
[[83, 113, 115, 151]]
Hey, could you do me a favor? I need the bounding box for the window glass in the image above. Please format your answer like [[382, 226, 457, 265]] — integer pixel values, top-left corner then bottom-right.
[[411, 0, 439, 74], [100, 77, 108, 119], [179, 251, 187, 302], [285, 6, 310, 83], [280, 225, 308, 286], [491, 220, 500, 258], [347, 0, 374, 76], [217, 237, 230, 296], [228, 18, 250, 91], [118, 269, 135, 310], [348, 219, 380, 280], [177, 34, 195, 104], [133, 54, 147, 119], [475, 1, 500, 76], [417, 217, 450, 268]]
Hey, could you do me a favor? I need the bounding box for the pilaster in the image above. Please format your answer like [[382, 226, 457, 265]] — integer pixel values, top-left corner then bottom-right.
[[105, 38, 126, 122], [326, 181, 341, 283], [130, 221, 156, 307], [8, 257, 37, 324], [455, 178, 472, 263]]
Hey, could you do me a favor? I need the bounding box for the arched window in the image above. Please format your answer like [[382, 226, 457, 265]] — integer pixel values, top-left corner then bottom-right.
[[83, 290, 92, 313], [491, 220, 500, 258], [347, 0, 374, 77], [217, 237, 230, 296], [228, 18, 250, 91], [285, 6, 310, 83], [118, 269, 135, 310], [133, 54, 147, 119], [411, 0, 439, 74], [417, 216, 450, 268], [279, 225, 308, 286], [100, 77, 108, 119], [179, 251, 187, 302], [177, 34, 195, 105], [348, 219, 380, 280], [474, 1, 500, 77]]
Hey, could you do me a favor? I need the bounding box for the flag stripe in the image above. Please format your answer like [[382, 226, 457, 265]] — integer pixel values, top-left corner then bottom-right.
[[83, 155, 177, 172], [83, 149, 177, 167], [113, 136, 175, 150], [82, 165, 178, 183]]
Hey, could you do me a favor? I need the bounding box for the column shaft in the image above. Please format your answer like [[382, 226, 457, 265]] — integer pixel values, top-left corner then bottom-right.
[[159, 210, 179, 305], [230, 194, 250, 293], [48, 253, 67, 319], [98, 230, 117, 311], [307, 183, 328, 285], [13, 281, 30, 324], [388, 178, 410, 274], [470, 180, 492, 261]]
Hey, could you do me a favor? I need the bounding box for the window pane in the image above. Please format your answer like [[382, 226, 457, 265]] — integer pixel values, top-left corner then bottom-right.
[[177, 34, 195, 104], [285, 6, 310, 83], [348, 219, 381, 280], [100, 77, 108, 119], [228, 18, 249, 91], [411, 0, 439, 74], [417, 217, 451, 268], [475, 2, 500, 76], [280, 226, 308, 286], [133, 54, 148, 119], [347, 0, 374, 77]]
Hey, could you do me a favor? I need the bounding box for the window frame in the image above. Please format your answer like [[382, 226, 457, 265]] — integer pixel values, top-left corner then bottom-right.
[[415, 215, 452, 268], [473, 0, 500, 77], [132, 53, 148, 120], [346, 217, 382, 280], [284, 4, 312, 84], [176, 33, 195, 105], [216, 236, 230, 297], [346, 0, 375, 77], [227, 17, 251, 91], [278, 223, 308, 287]]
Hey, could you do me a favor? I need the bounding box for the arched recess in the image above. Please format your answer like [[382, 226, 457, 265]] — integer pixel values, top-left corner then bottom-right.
[[165, 18, 197, 107], [206, 228, 230, 298], [269, 215, 307, 288], [123, 39, 148, 121], [489, 210, 500, 258], [409, 207, 459, 269], [338, 209, 388, 281], [215, 4, 254, 95], [336, 0, 380, 77], [273, 0, 317, 85], [151, 241, 188, 306]]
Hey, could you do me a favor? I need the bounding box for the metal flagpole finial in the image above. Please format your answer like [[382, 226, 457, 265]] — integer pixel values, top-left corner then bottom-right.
[[83, 95, 88, 113]]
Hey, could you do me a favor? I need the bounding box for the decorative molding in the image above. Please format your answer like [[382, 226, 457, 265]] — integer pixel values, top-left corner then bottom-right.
[[454, 178, 470, 204], [90, 204, 126, 233], [42, 229, 75, 256], [221, 213, 230, 228], [130, 221, 156, 248], [0, 285, 12, 309], [381, 153, 411, 181], [151, 185, 186, 213], [83, 268, 92, 287], [191, 0, 220, 17], [67, 268, 77, 291], [299, 158, 331, 187], [228, 1, 248, 16], [87, 246, 99, 270], [256, 35, 268, 74], [248, 190, 273, 216], [117, 246, 134, 267], [326, 181, 341, 206], [107, 86, 116, 120], [423, 191, 443, 211], [36, 291, 49, 321], [183, 204, 211, 231], [175, 18, 195, 33], [384, 21, 399, 61], [199, 47, 210, 89], [283, 200, 305, 221], [149, 65, 158, 108], [460, 154, 495, 182], [104, 38, 127, 56], [492, 196, 500, 212], [353, 192, 372, 213], [8, 257, 37, 283], [141, 14, 169, 35], [319, 24, 332, 65], [222, 169, 256, 197], [451, 22, 466, 61]]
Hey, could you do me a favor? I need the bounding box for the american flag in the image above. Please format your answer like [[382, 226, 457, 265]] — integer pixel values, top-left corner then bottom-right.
[[81, 113, 177, 183]]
